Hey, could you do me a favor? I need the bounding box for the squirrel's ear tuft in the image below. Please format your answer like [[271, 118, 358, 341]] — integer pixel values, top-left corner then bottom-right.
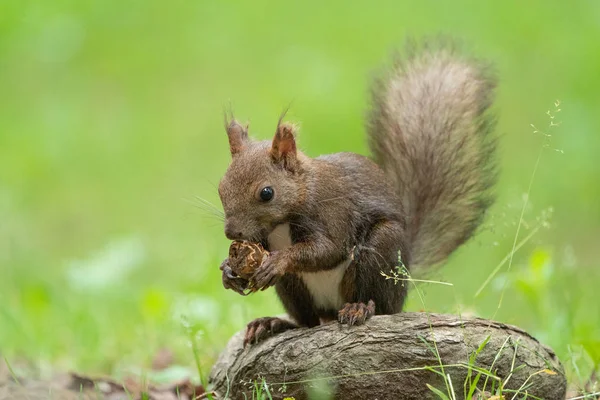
[[270, 121, 298, 171], [225, 119, 249, 157]]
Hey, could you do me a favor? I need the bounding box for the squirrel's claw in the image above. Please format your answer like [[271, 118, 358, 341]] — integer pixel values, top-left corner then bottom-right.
[[220, 258, 250, 295], [243, 317, 297, 347], [338, 300, 375, 326], [251, 253, 284, 291]]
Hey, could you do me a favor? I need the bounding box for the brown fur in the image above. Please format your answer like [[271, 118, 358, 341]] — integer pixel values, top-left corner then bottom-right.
[[218, 38, 497, 339], [367, 39, 497, 267]]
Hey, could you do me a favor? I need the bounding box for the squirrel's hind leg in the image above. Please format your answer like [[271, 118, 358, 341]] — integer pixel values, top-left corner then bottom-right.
[[244, 275, 320, 346], [275, 274, 321, 327], [340, 219, 410, 321], [245, 274, 332, 345]]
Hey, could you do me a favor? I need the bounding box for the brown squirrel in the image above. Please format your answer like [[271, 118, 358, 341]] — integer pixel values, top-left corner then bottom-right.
[[218, 40, 497, 346]]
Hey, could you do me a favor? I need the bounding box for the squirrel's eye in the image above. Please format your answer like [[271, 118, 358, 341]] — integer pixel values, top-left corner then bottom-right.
[[260, 186, 274, 202]]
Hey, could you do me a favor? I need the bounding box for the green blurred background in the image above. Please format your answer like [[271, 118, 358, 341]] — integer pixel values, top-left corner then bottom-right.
[[1, 0, 599, 384]]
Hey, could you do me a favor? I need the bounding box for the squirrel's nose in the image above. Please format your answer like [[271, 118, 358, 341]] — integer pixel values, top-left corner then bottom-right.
[[224, 223, 243, 241]]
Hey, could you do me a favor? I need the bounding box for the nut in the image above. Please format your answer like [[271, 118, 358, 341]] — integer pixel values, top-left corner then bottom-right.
[[228, 240, 269, 281]]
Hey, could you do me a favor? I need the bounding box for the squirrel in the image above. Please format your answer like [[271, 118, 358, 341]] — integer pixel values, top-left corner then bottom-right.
[[218, 39, 497, 346]]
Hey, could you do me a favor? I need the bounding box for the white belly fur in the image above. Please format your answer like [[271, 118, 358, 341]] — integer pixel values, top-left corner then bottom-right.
[[267, 223, 348, 311]]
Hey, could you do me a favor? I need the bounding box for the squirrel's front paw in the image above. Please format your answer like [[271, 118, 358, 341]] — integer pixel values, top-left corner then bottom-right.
[[251, 252, 286, 291], [220, 258, 250, 295], [244, 317, 297, 346], [338, 300, 376, 326]]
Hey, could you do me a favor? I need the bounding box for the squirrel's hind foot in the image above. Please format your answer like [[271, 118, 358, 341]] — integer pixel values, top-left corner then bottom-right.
[[338, 300, 375, 326], [244, 317, 297, 346]]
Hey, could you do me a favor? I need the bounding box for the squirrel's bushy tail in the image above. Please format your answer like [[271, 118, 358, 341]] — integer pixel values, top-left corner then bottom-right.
[[367, 39, 497, 268]]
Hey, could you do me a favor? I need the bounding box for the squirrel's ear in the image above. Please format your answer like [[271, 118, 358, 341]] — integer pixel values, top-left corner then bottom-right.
[[270, 121, 298, 171], [225, 119, 249, 157]]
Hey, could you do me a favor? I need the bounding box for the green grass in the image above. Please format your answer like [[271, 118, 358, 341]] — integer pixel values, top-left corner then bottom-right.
[[0, 0, 599, 395]]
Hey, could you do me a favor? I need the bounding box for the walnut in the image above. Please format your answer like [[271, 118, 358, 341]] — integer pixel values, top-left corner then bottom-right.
[[228, 240, 269, 282]]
